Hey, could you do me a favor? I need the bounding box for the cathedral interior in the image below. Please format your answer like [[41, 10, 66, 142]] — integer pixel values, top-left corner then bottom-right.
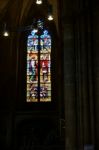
[[0, 0, 99, 150]]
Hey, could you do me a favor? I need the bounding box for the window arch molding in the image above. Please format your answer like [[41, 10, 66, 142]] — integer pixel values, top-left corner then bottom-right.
[[17, 11, 59, 110]]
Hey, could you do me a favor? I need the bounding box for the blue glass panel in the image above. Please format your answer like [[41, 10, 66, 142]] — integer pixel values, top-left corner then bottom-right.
[[40, 30, 51, 53]]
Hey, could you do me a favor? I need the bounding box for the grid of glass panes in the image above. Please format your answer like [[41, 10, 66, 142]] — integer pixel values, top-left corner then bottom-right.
[[27, 29, 51, 102]]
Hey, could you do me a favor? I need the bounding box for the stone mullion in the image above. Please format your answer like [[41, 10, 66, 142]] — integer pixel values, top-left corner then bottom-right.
[[86, 12, 95, 145], [80, 15, 90, 145], [74, 17, 84, 150]]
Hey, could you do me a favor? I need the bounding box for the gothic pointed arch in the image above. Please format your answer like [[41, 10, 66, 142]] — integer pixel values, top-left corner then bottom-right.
[[17, 3, 60, 111]]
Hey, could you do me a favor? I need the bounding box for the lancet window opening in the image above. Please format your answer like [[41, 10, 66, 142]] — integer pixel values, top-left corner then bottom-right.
[[26, 19, 52, 102]]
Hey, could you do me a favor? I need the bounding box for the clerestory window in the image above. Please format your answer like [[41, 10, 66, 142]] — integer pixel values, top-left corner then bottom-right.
[[26, 20, 51, 102]]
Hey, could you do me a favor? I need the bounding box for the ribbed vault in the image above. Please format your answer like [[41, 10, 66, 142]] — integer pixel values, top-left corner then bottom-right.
[[0, 0, 58, 30]]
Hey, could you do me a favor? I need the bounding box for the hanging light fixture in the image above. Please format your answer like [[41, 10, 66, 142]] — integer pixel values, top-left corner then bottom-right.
[[47, 4, 53, 21], [3, 23, 9, 37], [35, 0, 53, 21], [36, 0, 42, 5], [3, 31, 9, 37], [48, 15, 53, 21]]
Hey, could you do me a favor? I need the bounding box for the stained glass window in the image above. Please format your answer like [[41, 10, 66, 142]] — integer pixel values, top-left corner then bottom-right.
[[27, 21, 51, 102]]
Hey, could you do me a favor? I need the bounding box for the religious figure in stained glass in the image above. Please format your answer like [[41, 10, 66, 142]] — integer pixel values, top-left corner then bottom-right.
[[27, 20, 51, 102]]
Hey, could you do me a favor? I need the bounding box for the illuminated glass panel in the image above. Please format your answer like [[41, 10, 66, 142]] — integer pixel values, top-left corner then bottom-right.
[[27, 30, 38, 102], [40, 30, 51, 102], [27, 27, 51, 102]]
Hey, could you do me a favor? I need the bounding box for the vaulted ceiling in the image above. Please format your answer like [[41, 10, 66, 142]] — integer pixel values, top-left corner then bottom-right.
[[0, 0, 58, 30]]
